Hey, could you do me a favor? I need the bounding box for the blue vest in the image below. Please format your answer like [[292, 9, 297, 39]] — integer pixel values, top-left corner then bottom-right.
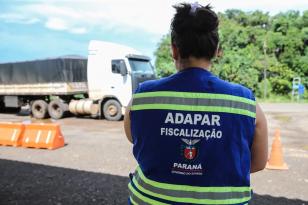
[[129, 68, 256, 205]]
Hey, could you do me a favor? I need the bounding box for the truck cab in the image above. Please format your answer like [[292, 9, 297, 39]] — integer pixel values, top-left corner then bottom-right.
[[85, 40, 156, 120]]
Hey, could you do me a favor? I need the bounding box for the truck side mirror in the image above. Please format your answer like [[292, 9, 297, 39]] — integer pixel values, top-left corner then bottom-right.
[[111, 59, 127, 76], [120, 64, 128, 76], [112, 64, 119, 73]]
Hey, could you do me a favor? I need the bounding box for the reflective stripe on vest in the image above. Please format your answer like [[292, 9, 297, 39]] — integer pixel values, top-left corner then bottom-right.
[[129, 167, 252, 204], [131, 91, 256, 118], [129, 183, 170, 205]]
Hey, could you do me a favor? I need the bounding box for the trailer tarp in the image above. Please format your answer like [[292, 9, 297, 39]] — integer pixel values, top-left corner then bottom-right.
[[0, 56, 87, 84]]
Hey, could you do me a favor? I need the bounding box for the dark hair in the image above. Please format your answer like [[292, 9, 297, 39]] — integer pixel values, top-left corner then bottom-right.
[[171, 3, 219, 60]]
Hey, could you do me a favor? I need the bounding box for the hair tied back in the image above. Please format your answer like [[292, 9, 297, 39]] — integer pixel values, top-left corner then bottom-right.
[[190, 2, 201, 15]]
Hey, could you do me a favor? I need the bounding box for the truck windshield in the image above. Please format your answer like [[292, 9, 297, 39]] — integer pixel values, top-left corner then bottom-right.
[[128, 58, 154, 74]]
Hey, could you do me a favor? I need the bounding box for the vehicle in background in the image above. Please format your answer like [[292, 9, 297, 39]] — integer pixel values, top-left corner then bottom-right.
[[0, 40, 156, 121]]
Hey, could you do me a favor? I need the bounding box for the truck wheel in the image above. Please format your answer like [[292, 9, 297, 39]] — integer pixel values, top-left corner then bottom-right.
[[48, 100, 69, 120], [0, 100, 4, 112], [31, 100, 49, 119], [103, 99, 122, 121]]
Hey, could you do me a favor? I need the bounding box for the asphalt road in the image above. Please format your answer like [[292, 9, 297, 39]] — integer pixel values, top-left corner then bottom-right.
[[0, 103, 308, 205]]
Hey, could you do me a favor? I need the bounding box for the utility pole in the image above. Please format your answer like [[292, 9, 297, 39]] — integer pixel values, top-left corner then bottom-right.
[[263, 34, 268, 99]]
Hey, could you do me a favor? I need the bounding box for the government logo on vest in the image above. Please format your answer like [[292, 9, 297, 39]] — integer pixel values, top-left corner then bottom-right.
[[182, 139, 200, 160], [171, 138, 203, 176]]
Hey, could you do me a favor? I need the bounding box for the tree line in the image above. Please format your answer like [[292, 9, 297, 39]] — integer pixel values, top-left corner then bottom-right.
[[154, 10, 308, 99]]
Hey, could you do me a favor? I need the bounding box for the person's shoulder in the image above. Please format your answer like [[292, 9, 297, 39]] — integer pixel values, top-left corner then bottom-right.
[[214, 76, 255, 100], [233, 83, 255, 100], [135, 74, 177, 93]]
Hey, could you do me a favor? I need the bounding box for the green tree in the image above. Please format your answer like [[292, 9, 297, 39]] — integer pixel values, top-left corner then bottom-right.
[[154, 35, 175, 77], [212, 45, 260, 92], [154, 9, 308, 98]]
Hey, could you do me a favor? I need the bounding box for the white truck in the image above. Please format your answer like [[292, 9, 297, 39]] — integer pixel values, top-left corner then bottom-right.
[[0, 40, 156, 121]]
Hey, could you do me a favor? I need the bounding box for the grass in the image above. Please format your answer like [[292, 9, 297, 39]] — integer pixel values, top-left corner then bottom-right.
[[273, 115, 292, 123]]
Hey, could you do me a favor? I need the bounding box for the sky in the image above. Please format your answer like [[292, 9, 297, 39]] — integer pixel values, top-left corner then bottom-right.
[[0, 0, 307, 63]]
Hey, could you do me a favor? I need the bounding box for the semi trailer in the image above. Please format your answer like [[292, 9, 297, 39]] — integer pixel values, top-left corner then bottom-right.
[[0, 40, 156, 121]]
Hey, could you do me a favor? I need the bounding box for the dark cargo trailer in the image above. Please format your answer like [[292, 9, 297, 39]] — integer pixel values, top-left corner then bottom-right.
[[0, 56, 88, 119]]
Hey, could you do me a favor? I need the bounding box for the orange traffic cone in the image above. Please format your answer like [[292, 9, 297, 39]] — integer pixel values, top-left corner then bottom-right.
[[266, 129, 288, 170]]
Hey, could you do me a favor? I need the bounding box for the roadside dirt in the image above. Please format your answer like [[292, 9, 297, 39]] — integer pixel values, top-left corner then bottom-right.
[[0, 103, 307, 204]]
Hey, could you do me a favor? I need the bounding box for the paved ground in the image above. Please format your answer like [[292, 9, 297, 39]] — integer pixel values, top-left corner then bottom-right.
[[0, 103, 308, 205]]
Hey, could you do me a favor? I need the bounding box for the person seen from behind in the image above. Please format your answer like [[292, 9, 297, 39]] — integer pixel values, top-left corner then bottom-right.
[[124, 2, 268, 205]]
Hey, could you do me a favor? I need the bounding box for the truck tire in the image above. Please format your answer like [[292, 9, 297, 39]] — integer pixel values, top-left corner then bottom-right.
[[48, 100, 69, 120], [31, 100, 49, 119], [103, 99, 122, 121], [0, 100, 4, 112]]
